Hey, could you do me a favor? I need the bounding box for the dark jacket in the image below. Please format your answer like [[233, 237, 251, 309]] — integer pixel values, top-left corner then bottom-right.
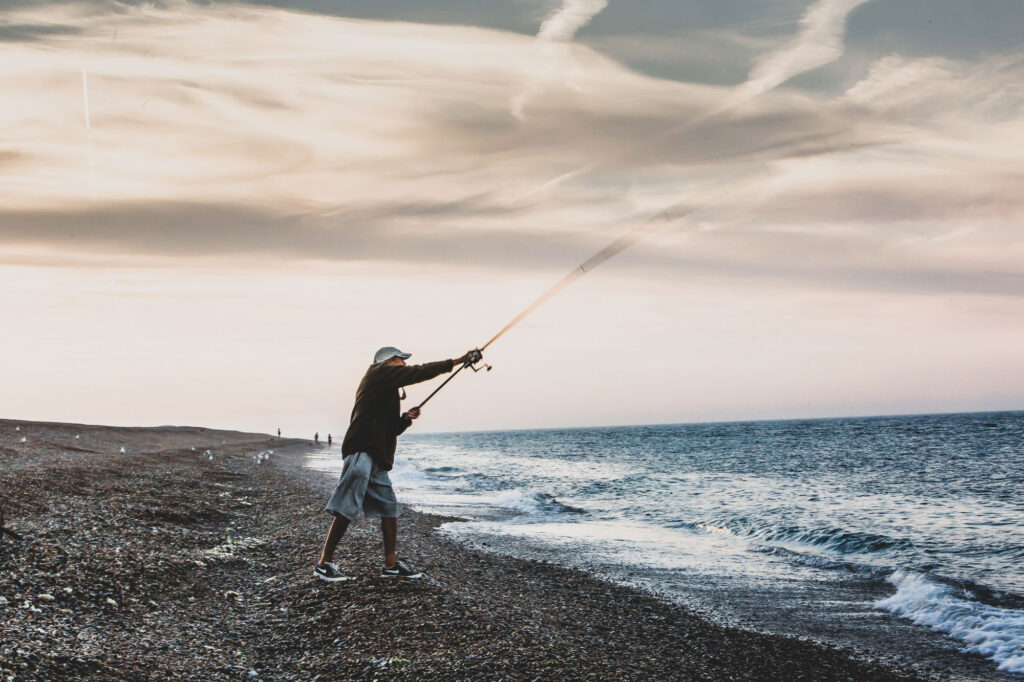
[[341, 359, 454, 471]]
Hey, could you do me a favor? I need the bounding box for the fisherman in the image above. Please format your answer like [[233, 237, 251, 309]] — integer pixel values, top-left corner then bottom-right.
[[314, 431, 319, 445], [314, 346, 478, 581], [327, 433, 332, 446]]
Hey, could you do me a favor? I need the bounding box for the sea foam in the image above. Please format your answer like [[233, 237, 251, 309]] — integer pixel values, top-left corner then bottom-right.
[[876, 570, 1024, 673]]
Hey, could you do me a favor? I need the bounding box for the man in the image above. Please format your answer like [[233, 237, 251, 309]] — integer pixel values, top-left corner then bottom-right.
[[314, 345, 478, 581]]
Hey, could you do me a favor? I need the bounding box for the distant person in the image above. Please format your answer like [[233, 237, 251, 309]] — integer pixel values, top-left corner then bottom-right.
[[314, 432, 319, 445], [277, 428, 281, 437], [314, 346, 478, 582], [327, 433, 332, 446]]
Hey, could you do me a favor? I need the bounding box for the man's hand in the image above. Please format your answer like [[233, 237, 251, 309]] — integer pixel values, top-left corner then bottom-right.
[[455, 349, 481, 365], [403, 407, 421, 421]]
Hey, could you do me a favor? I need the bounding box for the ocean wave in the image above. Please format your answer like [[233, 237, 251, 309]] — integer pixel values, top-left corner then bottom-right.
[[398, 485, 585, 516], [423, 465, 463, 474], [750, 524, 912, 554], [876, 570, 1024, 674], [747, 544, 855, 571], [470, 489, 585, 515], [675, 517, 911, 556]]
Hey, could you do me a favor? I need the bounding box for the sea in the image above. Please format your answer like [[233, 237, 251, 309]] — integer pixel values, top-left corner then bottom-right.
[[306, 411, 1024, 678]]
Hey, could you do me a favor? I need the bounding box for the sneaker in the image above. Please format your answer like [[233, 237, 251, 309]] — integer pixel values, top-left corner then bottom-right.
[[314, 562, 351, 582], [380, 559, 423, 579]]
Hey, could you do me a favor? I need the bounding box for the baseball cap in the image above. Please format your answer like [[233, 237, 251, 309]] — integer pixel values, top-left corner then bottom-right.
[[373, 346, 412, 364]]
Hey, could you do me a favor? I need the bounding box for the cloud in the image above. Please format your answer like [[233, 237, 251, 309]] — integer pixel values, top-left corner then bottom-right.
[[537, 0, 609, 42], [511, 0, 610, 120], [0, 1, 1022, 299], [730, 0, 871, 103], [0, 3, 864, 216], [844, 53, 1024, 122]]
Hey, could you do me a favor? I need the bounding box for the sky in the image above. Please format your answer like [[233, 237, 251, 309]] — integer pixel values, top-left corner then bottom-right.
[[1, 0, 1022, 435]]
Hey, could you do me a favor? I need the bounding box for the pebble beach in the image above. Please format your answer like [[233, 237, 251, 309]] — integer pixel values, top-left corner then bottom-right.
[[1, 419, 933, 680]]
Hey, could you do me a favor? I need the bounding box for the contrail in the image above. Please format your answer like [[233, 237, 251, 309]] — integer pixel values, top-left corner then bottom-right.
[[726, 0, 871, 107], [528, 0, 871, 194], [82, 69, 97, 200], [512, 0, 610, 120], [537, 0, 609, 42]]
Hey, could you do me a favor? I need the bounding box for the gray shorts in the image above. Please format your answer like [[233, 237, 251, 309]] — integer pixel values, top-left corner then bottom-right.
[[324, 452, 398, 520]]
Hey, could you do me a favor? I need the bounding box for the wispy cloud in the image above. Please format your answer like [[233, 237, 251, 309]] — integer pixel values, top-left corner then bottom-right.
[[537, 0, 609, 42], [730, 0, 871, 104], [512, 0, 611, 120], [1, 1, 1022, 297], [81, 69, 97, 200]]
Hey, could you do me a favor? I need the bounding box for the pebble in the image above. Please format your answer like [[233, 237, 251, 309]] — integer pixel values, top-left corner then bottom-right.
[[105, 598, 118, 607]]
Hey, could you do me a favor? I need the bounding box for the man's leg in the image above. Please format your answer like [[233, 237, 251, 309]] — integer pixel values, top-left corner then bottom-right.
[[367, 470, 419, 577], [318, 513, 351, 566], [381, 516, 397, 568], [319, 453, 371, 568]]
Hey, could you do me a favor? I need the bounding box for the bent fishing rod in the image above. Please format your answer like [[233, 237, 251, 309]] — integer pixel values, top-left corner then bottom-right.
[[414, 203, 703, 411]]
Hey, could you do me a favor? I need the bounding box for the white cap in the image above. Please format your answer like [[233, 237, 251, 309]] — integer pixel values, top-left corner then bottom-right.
[[373, 346, 412, 364]]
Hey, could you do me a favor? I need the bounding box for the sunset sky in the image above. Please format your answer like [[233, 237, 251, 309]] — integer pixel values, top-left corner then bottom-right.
[[2, 0, 1022, 435]]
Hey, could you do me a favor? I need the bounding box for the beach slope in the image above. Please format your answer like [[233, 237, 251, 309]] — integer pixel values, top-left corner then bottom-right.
[[1, 419, 927, 680]]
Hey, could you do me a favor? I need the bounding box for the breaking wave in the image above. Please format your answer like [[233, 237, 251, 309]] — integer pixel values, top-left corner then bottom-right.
[[876, 570, 1024, 674]]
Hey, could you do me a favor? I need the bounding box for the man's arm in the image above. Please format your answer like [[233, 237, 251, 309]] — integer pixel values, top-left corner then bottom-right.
[[376, 351, 478, 388], [376, 360, 453, 388]]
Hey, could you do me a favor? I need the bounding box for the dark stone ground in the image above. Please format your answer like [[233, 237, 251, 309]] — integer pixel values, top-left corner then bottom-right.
[[2, 419, 935, 680]]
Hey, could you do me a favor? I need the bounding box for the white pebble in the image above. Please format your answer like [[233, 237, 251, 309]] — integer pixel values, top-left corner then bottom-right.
[[0, 596, 8, 605], [38, 594, 55, 602], [105, 598, 118, 607], [119, 446, 126, 454]]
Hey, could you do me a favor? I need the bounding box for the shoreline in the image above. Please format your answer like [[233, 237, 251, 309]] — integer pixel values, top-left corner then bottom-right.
[[0, 419, 964, 680]]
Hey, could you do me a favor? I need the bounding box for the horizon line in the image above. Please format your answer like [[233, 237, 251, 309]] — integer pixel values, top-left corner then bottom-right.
[[4, 407, 1021, 441]]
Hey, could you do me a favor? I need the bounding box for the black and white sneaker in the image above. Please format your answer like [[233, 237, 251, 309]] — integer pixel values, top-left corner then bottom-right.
[[380, 559, 423, 579], [314, 562, 351, 582]]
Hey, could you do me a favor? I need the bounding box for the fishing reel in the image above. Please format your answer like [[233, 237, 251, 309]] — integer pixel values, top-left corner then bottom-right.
[[465, 349, 491, 372]]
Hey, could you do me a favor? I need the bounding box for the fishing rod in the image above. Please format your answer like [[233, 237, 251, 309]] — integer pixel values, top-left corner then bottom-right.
[[414, 203, 701, 411]]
